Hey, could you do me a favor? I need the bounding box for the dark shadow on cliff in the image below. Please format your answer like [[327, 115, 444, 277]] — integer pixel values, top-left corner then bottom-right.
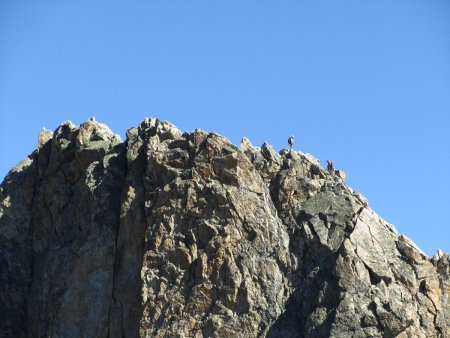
[[0, 154, 37, 338], [266, 200, 345, 338], [267, 242, 343, 338], [109, 138, 148, 338]]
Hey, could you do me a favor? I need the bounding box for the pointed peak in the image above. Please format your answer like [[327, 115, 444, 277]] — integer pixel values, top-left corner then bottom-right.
[[38, 128, 53, 148]]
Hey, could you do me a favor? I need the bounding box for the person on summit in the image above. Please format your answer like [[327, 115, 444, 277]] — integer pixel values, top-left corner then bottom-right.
[[326, 160, 334, 172], [288, 135, 294, 151]]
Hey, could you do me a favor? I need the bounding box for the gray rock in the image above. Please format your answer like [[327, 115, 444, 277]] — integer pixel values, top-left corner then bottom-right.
[[335, 169, 346, 181], [38, 128, 53, 148], [0, 118, 448, 337]]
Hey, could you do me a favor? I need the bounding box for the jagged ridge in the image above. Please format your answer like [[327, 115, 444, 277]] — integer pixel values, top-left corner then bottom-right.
[[0, 118, 449, 338]]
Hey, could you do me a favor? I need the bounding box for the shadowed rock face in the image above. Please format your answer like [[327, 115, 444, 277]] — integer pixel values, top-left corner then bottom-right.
[[0, 118, 448, 338]]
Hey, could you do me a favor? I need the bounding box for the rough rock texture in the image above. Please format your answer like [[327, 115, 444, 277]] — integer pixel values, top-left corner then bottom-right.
[[0, 118, 449, 338]]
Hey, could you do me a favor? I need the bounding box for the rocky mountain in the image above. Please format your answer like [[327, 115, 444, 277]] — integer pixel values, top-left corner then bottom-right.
[[0, 118, 448, 338]]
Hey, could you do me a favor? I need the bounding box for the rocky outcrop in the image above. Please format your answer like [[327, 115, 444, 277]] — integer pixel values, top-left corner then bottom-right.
[[0, 118, 449, 337]]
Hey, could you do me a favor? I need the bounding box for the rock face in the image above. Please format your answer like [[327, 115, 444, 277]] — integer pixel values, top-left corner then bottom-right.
[[0, 118, 449, 338]]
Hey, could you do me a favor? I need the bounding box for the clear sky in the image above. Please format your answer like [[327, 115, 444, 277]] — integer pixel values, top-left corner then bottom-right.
[[1, 1, 449, 255]]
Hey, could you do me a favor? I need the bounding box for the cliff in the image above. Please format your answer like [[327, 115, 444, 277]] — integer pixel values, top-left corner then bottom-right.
[[0, 118, 449, 337]]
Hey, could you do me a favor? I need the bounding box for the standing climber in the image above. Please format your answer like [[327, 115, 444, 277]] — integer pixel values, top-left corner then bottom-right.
[[288, 135, 294, 151], [326, 160, 334, 172]]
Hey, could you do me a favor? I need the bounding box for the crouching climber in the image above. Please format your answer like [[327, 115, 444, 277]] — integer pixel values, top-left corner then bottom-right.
[[326, 160, 334, 172]]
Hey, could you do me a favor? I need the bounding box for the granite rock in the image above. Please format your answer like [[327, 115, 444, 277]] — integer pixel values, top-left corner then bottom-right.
[[0, 118, 448, 337]]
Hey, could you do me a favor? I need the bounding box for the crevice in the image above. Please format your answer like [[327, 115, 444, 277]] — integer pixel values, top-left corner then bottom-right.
[[364, 219, 389, 259], [107, 136, 142, 336], [356, 252, 392, 285], [111, 124, 166, 336], [367, 265, 382, 285], [333, 206, 364, 256], [25, 153, 41, 336]]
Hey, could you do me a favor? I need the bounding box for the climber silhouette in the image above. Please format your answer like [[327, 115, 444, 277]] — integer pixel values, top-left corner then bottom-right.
[[326, 160, 334, 172], [288, 135, 294, 151]]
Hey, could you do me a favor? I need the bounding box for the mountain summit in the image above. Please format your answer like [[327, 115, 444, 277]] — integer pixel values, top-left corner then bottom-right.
[[1, 118, 449, 337]]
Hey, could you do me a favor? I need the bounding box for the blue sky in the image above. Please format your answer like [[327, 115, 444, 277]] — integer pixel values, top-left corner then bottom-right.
[[1, 0, 449, 255]]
